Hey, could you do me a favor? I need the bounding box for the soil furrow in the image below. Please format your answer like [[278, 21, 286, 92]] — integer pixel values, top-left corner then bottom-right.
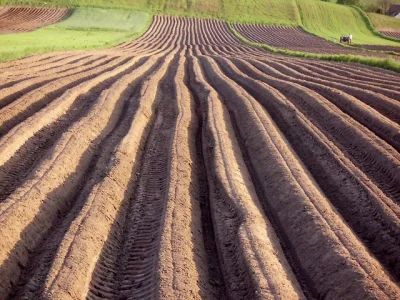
[[275, 59, 400, 92], [0, 54, 95, 80], [191, 54, 307, 299], [0, 54, 116, 110], [8, 53, 167, 300], [0, 56, 147, 204], [245, 59, 400, 149], [0, 56, 128, 138], [0, 52, 171, 298], [0, 14, 399, 299], [229, 58, 400, 207], [198, 54, 400, 299], [156, 51, 225, 299], [0, 55, 152, 170], [213, 56, 400, 283]]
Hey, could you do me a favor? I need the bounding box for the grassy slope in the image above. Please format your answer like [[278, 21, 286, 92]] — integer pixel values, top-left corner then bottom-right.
[[54, 7, 149, 31], [2, 0, 301, 25], [229, 23, 400, 72], [297, 0, 400, 46], [0, 8, 150, 62], [368, 13, 400, 31], [4, 0, 400, 40]]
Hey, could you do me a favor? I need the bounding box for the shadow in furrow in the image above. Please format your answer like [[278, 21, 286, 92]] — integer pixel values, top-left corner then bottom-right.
[[0, 57, 147, 203], [7, 57, 163, 300], [0, 76, 36, 90], [87, 52, 180, 300], [0, 57, 129, 138], [214, 59, 400, 284], [185, 56, 227, 299], [188, 57, 259, 300], [115, 55, 179, 300], [198, 57, 317, 300], [0, 55, 94, 90], [0, 56, 111, 111]]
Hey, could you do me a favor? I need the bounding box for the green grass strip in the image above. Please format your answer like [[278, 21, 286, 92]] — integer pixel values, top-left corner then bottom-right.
[[0, 10, 152, 63], [228, 23, 400, 73]]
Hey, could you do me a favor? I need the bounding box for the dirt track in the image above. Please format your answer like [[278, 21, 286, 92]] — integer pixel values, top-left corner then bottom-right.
[[0, 15, 400, 300], [0, 6, 69, 34], [233, 23, 400, 59]]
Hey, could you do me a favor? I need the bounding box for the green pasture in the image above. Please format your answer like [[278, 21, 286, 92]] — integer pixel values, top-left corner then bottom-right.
[[0, 8, 151, 62]]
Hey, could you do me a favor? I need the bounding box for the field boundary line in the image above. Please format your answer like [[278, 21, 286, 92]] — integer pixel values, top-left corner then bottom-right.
[[228, 23, 400, 73]]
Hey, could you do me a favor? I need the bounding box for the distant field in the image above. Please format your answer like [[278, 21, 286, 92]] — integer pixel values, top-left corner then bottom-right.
[[297, 0, 400, 46], [368, 12, 400, 31], [1, 0, 400, 49], [361, 0, 400, 11], [53, 8, 149, 31], [1, 0, 301, 25], [0, 8, 150, 62]]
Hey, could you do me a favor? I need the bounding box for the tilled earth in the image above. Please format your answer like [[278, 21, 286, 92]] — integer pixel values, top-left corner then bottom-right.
[[0, 15, 400, 300], [0, 6, 69, 34], [381, 30, 400, 40], [233, 23, 400, 58]]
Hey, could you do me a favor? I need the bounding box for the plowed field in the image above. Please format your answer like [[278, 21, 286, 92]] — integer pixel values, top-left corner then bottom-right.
[[0, 15, 400, 300], [233, 23, 400, 59], [0, 6, 69, 34], [381, 30, 400, 39]]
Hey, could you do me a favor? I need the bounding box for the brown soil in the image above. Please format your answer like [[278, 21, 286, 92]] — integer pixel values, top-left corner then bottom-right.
[[381, 30, 400, 39], [0, 6, 69, 34], [0, 14, 399, 300], [233, 23, 400, 60], [361, 44, 400, 53]]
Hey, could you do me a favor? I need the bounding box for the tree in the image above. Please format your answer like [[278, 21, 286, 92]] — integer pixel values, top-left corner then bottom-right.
[[378, 0, 392, 14]]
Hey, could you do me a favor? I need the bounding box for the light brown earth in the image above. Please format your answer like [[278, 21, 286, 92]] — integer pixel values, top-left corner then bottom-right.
[[0, 6, 69, 34], [0, 15, 400, 300], [381, 30, 400, 39], [233, 23, 400, 58]]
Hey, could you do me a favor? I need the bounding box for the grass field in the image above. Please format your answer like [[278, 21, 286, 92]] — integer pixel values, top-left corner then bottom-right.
[[1, 0, 301, 25], [0, 8, 150, 62], [1, 0, 399, 60], [3, 0, 400, 40], [54, 7, 149, 31], [368, 12, 400, 30], [297, 0, 400, 45]]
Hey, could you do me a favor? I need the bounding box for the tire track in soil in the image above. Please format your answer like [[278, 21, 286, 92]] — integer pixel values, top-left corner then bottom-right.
[[42, 50, 179, 300], [229, 58, 400, 207], [8, 53, 166, 300], [0, 52, 173, 298], [0, 54, 117, 110], [113, 51, 181, 300], [185, 52, 227, 300], [0, 14, 399, 300], [245, 59, 400, 150], [212, 56, 400, 283], [197, 54, 400, 299], [151, 51, 226, 299], [78, 49, 181, 299], [0, 56, 128, 138], [191, 53, 306, 299], [0, 56, 148, 203]]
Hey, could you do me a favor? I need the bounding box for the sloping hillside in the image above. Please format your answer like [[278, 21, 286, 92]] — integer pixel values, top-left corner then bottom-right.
[[1, 0, 301, 25], [0, 7, 150, 61], [368, 12, 400, 31], [297, 0, 400, 45]]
